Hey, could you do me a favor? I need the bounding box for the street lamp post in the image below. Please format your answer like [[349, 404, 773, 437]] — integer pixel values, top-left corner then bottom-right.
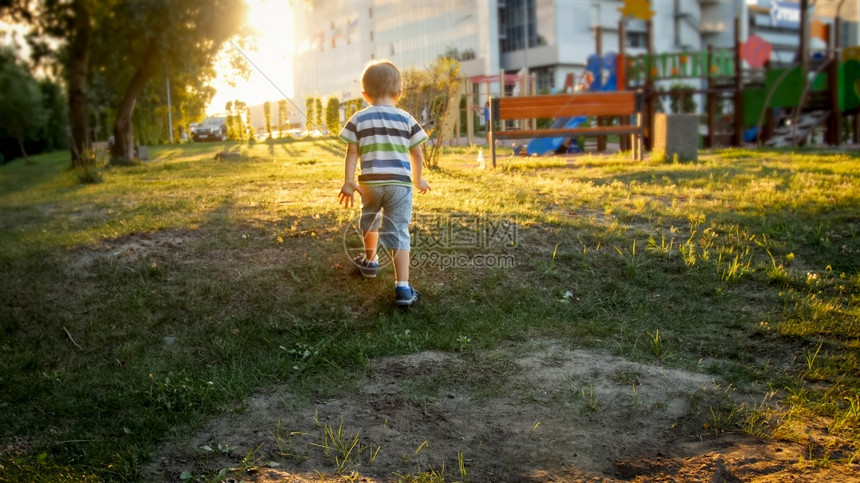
[[166, 74, 174, 143]]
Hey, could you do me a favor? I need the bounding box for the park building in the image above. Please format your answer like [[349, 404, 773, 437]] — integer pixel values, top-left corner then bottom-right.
[[288, 0, 858, 125]]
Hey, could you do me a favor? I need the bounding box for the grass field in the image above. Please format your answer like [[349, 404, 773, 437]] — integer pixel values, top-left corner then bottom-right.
[[0, 139, 858, 481]]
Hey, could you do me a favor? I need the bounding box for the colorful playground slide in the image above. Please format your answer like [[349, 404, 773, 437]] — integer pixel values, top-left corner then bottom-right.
[[525, 53, 616, 156], [526, 116, 588, 155]]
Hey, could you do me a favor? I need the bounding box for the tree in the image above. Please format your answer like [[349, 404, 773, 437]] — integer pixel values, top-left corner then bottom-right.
[[245, 104, 252, 141], [0, 53, 47, 163], [4, 0, 247, 165], [344, 98, 361, 121], [227, 99, 247, 140], [325, 97, 341, 136], [86, 0, 247, 163], [224, 101, 236, 139], [263, 100, 272, 139], [67, 0, 91, 166], [305, 96, 315, 133], [277, 99, 287, 134], [314, 97, 323, 133], [37, 78, 69, 152], [3, 0, 92, 168], [400, 57, 461, 168]]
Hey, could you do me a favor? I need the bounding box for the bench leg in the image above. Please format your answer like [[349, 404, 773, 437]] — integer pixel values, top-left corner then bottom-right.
[[630, 133, 636, 160], [630, 133, 638, 160], [631, 133, 642, 161], [633, 135, 642, 161], [490, 133, 497, 168]]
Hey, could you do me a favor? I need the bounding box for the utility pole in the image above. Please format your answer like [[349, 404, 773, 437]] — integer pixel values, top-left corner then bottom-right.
[[166, 74, 174, 143], [798, 0, 809, 68]]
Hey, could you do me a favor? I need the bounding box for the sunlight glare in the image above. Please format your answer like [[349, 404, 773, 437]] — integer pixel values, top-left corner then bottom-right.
[[207, 0, 294, 115]]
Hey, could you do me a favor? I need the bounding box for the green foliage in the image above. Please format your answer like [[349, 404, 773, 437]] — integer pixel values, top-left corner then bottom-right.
[[0, 51, 48, 162], [325, 97, 341, 136], [344, 98, 364, 121], [0, 53, 67, 163], [36, 78, 69, 151], [244, 104, 252, 141], [263, 101, 272, 139], [399, 57, 461, 168], [314, 97, 323, 133], [668, 82, 697, 114], [92, 0, 247, 158], [224, 100, 247, 140], [305, 96, 316, 132], [277, 99, 288, 133]]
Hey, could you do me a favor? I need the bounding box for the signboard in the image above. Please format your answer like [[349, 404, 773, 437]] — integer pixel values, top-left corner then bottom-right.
[[770, 0, 800, 29]]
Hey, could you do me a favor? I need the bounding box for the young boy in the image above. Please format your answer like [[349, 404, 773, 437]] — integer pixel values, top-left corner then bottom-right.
[[338, 60, 431, 307]]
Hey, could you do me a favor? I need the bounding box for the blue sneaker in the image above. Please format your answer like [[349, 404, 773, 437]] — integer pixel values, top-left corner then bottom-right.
[[395, 285, 420, 307], [352, 255, 378, 278]]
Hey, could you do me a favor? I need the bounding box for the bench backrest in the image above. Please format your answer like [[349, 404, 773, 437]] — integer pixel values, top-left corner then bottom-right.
[[492, 91, 642, 121]]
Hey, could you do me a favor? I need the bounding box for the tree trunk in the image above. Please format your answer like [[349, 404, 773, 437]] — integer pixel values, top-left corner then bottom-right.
[[110, 40, 160, 164], [17, 136, 31, 164], [68, 0, 91, 168]]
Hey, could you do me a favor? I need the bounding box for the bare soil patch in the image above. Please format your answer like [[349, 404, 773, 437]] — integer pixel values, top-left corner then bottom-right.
[[145, 344, 857, 482], [68, 229, 196, 273]]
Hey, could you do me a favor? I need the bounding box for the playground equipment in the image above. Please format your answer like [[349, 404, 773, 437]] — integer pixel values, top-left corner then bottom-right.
[[623, 14, 860, 150], [466, 1, 860, 156], [526, 116, 588, 155]]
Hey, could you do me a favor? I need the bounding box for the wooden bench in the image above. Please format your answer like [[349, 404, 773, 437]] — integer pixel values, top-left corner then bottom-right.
[[489, 91, 644, 166]]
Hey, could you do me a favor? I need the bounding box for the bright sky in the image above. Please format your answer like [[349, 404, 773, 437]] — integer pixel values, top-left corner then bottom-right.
[[207, 0, 294, 115]]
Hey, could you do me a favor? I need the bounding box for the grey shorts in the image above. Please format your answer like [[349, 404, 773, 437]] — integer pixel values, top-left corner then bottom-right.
[[360, 184, 413, 251]]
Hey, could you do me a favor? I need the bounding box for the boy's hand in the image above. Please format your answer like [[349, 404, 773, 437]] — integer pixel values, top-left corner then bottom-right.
[[414, 177, 431, 194], [338, 181, 361, 208]]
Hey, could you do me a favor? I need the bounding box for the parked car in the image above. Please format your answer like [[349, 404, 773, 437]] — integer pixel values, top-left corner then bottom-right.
[[192, 117, 227, 142]]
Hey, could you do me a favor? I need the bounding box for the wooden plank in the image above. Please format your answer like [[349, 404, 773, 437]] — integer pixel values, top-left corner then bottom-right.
[[495, 92, 637, 120]]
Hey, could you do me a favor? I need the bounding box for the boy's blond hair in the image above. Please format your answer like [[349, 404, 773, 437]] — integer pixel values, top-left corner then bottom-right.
[[361, 60, 401, 100]]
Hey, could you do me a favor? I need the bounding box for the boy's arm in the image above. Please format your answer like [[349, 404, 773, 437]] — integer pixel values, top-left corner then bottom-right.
[[339, 143, 361, 208], [410, 145, 430, 194]]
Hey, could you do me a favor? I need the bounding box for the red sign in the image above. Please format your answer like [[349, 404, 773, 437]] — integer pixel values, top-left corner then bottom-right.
[[742, 35, 772, 69]]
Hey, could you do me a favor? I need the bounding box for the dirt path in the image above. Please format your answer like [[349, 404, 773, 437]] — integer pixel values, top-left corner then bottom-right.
[[146, 343, 857, 482]]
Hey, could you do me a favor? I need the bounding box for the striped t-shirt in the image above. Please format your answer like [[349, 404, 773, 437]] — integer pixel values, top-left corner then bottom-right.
[[339, 105, 428, 187]]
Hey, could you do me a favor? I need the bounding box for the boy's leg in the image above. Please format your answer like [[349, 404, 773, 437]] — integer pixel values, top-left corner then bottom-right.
[[359, 185, 383, 263], [379, 186, 419, 306], [353, 187, 382, 278], [392, 248, 417, 306], [363, 230, 379, 262], [391, 249, 409, 283], [378, 186, 413, 282]]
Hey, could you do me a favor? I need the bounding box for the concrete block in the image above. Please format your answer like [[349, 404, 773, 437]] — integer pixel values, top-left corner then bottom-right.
[[653, 113, 698, 162]]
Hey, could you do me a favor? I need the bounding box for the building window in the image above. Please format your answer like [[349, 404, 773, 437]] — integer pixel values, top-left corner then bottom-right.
[[627, 31, 647, 48], [533, 66, 555, 93], [498, 0, 538, 54]]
